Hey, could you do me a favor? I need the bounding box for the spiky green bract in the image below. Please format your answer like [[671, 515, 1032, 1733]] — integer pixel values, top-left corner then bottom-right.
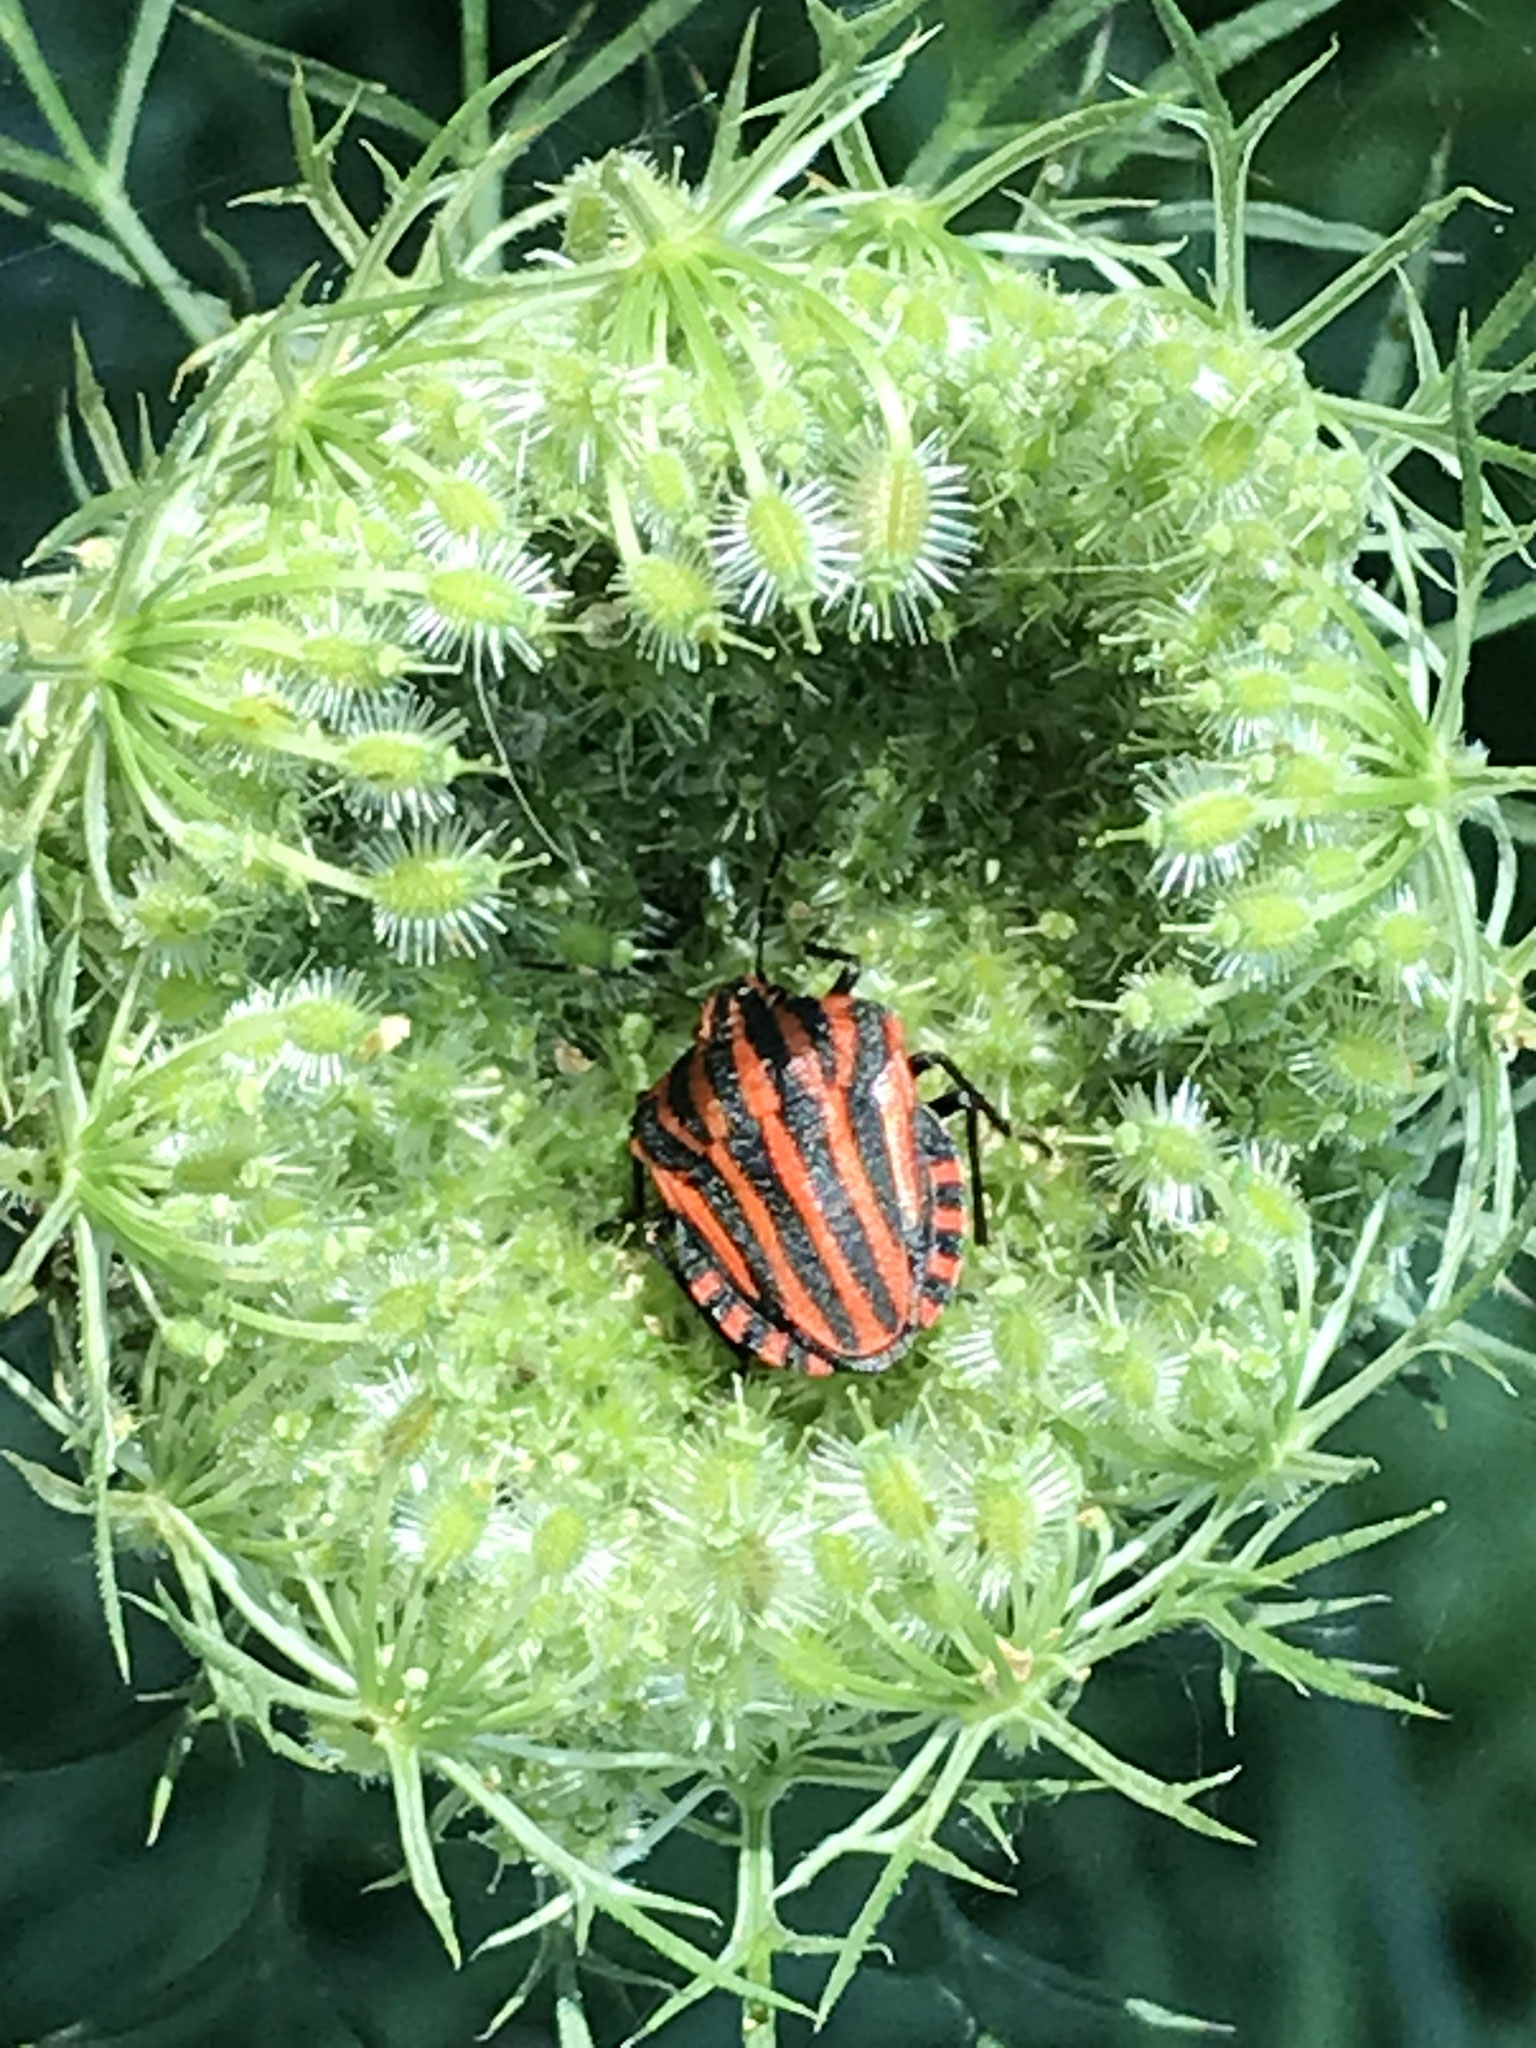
[[1, 9, 1533, 2042]]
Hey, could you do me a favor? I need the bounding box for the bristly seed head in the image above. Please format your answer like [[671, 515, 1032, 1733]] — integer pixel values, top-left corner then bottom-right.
[[1108, 1075, 1225, 1227], [620, 551, 727, 670], [338, 692, 470, 824], [711, 480, 851, 625], [1140, 759, 1264, 896], [840, 433, 974, 641], [365, 821, 510, 965], [407, 539, 564, 676]]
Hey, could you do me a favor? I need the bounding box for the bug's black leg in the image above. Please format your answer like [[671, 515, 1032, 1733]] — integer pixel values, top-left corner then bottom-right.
[[914, 1054, 1011, 1250], [910, 1052, 1012, 1135], [925, 1087, 989, 1245], [803, 938, 862, 996]]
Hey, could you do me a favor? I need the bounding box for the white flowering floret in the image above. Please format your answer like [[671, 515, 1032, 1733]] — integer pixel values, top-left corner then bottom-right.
[[1207, 869, 1320, 982], [412, 457, 516, 558], [961, 1438, 1081, 1616], [1261, 721, 1350, 830], [269, 597, 414, 724], [126, 859, 224, 971], [1365, 887, 1451, 1006], [1191, 658, 1299, 744], [385, 368, 541, 469], [1298, 997, 1424, 1106], [1114, 966, 1222, 1043], [1225, 1141, 1310, 1248], [1067, 1282, 1187, 1426], [812, 1414, 968, 1559]]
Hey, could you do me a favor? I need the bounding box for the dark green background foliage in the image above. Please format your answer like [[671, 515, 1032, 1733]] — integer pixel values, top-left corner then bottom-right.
[[3, 3, 1536, 2043]]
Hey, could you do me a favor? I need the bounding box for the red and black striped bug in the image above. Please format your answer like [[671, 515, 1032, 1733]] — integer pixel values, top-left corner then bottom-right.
[[629, 956, 1009, 1376]]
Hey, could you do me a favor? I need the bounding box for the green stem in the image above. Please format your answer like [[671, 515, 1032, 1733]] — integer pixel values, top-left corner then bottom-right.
[[17, 686, 97, 848], [0, 1176, 79, 1323], [98, 163, 230, 349], [734, 1788, 781, 2047], [74, 1212, 132, 1681], [461, 0, 490, 127], [0, 0, 224, 345], [1297, 1176, 1536, 1446], [0, 0, 96, 175]]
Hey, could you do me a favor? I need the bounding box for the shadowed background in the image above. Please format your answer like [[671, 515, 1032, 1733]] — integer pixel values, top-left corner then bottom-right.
[[2, 3, 1535, 2042]]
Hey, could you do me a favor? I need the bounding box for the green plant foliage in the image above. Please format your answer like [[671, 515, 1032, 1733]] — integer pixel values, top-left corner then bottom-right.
[[3, 0, 1536, 2039]]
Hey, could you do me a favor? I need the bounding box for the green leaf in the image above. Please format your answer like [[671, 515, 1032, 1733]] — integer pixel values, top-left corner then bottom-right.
[[140, 1586, 367, 1758], [1202, 1608, 1443, 1719], [1123, 1994, 1238, 2035], [697, 13, 930, 233], [74, 1213, 131, 1683], [177, 5, 439, 143], [556, 1993, 598, 2048], [472, 1890, 575, 1957], [1427, 1319, 1536, 1381], [71, 327, 133, 490], [434, 1756, 807, 2022], [773, 1729, 955, 1902], [83, 721, 126, 928], [1469, 244, 1536, 369], [1244, 1501, 1446, 1587], [814, 1724, 993, 2022], [156, 1498, 363, 1695], [0, 856, 45, 1042], [342, 42, 560, 294], [1361, 129, 1451, 406], [1142, 0, 1346, 97], [507, 0, 714, 155], [931, 98, 1157, 225], [1029, 1699, 1251, 1844], [807, 0, 925, 69], [3, 1449, 91, 1514], [280, 63, 369, 264], [105, 0, 175, 188], [50, 216, 143, 285], [1452, 315, 1487, 586], [1324, 392, 1536, 482], [195, 206, 255, 310], [1150, 197, 1382, 253], [1148, 0, 1231, 135], [1146, 0, 1245, 318], [0, 0, 97, 177], [908, 0, 1128, 189], [700, 11, 759, 196], [0, 128, 89, 198], [1269, 187, 1498, 353], [379, 1730, 461, 1964]]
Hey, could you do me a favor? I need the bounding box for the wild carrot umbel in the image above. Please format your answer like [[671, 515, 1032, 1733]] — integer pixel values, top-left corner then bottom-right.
[[1, 1, 1534, 2039]]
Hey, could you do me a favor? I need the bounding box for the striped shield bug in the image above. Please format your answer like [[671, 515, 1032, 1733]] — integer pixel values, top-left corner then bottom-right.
[[629, 957, 1009, 1376]]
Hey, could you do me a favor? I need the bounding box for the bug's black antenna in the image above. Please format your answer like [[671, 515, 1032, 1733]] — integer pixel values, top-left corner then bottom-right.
[[753, 840, 787, 982]]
